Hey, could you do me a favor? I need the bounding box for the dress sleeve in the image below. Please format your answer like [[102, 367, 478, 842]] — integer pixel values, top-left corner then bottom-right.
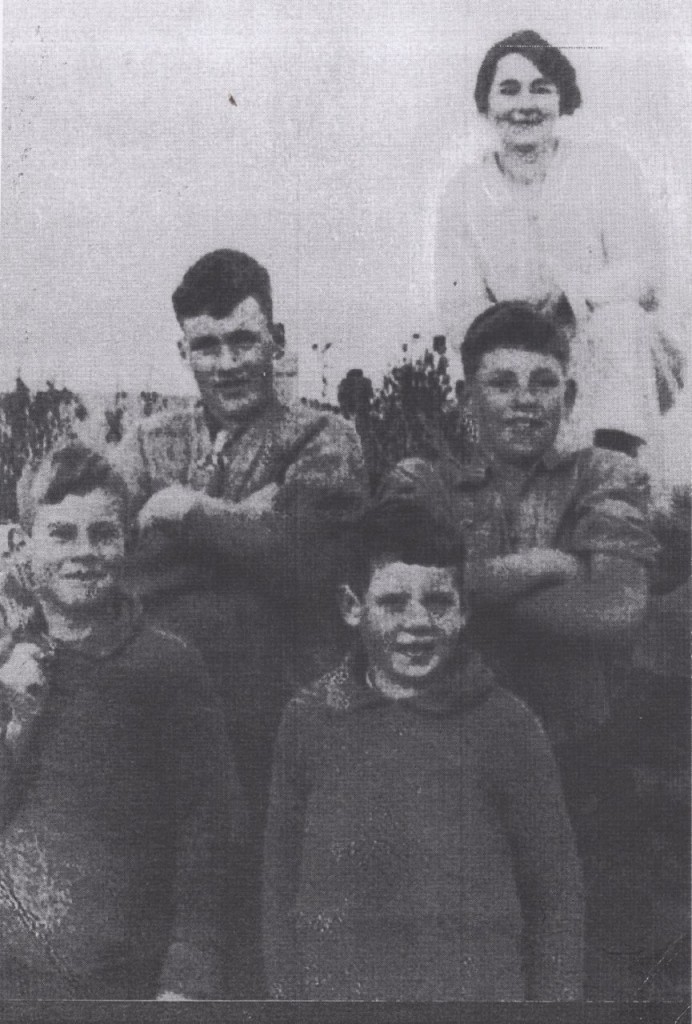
[[564, 449, 659, 565], [487, 692, 584, 1000], [435, 167, 495, 353], [567, 143, 663, 306], [157, 639, 247, 999], [262, 698, 311, 999]]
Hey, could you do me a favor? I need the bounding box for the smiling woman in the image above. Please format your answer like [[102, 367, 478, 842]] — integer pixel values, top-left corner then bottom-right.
[[435, 28, 684, 460]]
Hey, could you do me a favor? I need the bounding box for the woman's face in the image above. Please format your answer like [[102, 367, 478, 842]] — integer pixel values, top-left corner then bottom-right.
[[487, 52, 560, 151]]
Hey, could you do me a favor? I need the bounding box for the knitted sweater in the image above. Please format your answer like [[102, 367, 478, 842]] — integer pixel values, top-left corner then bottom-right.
[[263, 653, 584, 1001], [0, 609, 242, 999]]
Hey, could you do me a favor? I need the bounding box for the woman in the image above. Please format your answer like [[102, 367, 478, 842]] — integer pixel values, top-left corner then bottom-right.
[[435, 29, 684, 457]]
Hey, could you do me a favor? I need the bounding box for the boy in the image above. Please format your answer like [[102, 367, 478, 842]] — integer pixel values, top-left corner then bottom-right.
[[114, 250, 366, 994], [0, 444, 241, 999], [381, 301, 658, 752], [262, 498, 583, 1000], [380, 302, 661, 997]]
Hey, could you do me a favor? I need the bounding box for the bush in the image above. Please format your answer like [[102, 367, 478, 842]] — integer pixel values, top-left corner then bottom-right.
[[337, 338, 470, 490], [0, 379, 87, 522]]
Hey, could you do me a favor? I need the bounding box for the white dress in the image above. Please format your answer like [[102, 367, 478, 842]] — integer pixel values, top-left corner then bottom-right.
[[435, 139, 682, 454]]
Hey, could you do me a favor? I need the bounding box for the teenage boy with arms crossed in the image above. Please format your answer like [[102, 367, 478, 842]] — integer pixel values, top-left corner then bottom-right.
[[383, 301, 657, 760], [263, 497, 583, 1000], [114, 249, 367, 993]]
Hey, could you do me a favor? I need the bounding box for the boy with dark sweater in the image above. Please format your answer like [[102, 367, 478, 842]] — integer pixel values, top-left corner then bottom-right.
[[0, 444, 242, 999], [262, 498, 583, 1000]]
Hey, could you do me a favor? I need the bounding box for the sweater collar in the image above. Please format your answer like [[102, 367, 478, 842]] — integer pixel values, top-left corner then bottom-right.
[[338, 644, 495, 716], [28, 591, 142, 663]]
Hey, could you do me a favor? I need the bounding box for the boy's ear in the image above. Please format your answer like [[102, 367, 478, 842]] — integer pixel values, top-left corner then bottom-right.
[[459, 593, 469, 631], [564, 377, 577, 416], [460, 377, 474, 413], [7, 526, 28, 556], [337, 584, 363, 628], [271, 322, 286, 358]]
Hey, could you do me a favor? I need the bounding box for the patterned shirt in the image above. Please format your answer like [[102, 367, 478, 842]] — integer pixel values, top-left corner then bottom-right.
[[112, 396, 368, 602], [379, 447, 659, 743]]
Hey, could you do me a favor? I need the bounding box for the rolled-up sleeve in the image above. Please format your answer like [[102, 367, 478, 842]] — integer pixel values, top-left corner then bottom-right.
[[565, 449, 659, 565]]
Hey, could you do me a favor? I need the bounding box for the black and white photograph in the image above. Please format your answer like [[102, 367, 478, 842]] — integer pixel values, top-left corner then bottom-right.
[[0, 0, 690, 1020]]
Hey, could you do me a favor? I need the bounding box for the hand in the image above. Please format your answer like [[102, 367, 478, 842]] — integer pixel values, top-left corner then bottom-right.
[[138, 485, 200, 532], [0, 643, 49, 751], [239, 482, 280, 517], [511, 548, 581, 583]]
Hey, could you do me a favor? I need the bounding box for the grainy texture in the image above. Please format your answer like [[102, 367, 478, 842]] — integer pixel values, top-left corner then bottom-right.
[[0, 608, 240, 999], [263, 653, 583, 1000]]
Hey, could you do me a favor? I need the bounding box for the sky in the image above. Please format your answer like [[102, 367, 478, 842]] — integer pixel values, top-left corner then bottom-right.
[[1, 0, 691, 408]]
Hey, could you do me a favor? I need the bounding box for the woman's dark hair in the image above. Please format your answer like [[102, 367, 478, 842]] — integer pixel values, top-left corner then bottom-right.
[[474, 30, 581, 117], [172, 249, 273, 324]]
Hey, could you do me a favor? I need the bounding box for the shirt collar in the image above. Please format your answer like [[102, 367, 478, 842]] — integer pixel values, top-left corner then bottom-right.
[[208, 392, 285, 459], [29, 591, 142, 662], [454, 444, 576, 485], [340, 645, 495, 716]]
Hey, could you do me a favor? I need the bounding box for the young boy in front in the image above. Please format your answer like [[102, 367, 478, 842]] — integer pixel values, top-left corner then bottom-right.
[[0, 444, 241, 999], [262, 498, 583, 1001]]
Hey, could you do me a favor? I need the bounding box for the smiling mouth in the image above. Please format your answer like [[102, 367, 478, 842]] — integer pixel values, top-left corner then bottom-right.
[[62, 570, 105, 582], [505, 115, 545, 127], [395, 641, 435, 659], [215, 379, 250, 392]]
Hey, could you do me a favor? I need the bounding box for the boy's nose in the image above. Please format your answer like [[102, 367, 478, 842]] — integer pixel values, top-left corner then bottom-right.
[[512, 385, 539, 407], [217, 344, 240, 369], [403, 602, 432, 629]]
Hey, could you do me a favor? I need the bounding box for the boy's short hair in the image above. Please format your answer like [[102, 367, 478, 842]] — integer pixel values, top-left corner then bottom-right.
[[172, 249, 273, 325], [347, 496, 466, 595], [461, 301, 571, 380], [17, 443, 131, 535], [474, 30, 582, 117]]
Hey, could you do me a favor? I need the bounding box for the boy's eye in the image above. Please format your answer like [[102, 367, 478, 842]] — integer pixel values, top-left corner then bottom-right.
[[485, 374, 516, 392], [426, 593, 456, 613], [48, 525, 76, 542], [377, 595, 408, 613], [89, 523, 121, 544], [531, 81, 556, 95], [498, 81, 520, 96], [189, 336, 219, 355], [228, 331, 258, 350], [531, 372, 560, 390]]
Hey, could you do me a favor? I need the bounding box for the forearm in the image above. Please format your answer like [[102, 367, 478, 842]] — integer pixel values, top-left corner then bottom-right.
[[184, 494, 336, 598], [467, 551, 581, 606], [512, 575, 648, 639], [186, 494, 278, 562]]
